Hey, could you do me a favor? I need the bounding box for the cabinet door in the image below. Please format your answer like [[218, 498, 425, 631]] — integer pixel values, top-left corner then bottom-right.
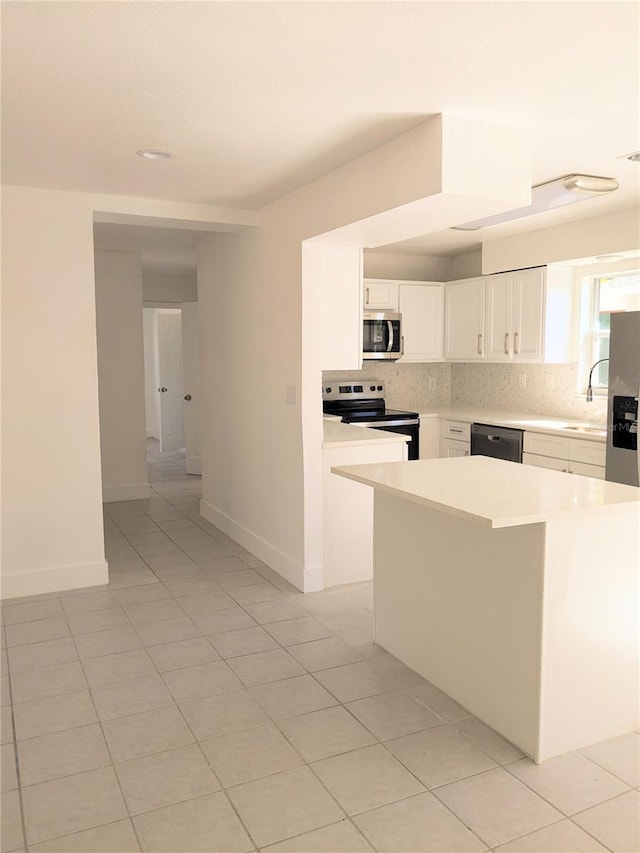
[[570, 461, 605, 479], [512, 268, 544, 362], [485, 274, 514, 361], [523, 452, 568, 472], [441, 438, 470, 458], [363, 279, 398, 311], [444, 279, 486, 360], [398, 284, 444, 362], [570, 438, 606, 467]]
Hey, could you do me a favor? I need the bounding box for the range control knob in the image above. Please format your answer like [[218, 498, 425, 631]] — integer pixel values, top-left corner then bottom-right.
[[370, 385, 376, 391], [325, 387, 332, 393], [377, 385, 383, 391]]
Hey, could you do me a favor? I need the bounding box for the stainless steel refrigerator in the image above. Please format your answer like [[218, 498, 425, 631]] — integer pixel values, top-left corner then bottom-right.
[[605, 311, 640, 486]]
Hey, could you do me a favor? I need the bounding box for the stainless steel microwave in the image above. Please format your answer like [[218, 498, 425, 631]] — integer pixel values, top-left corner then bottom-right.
[[363, 311, 402, 360]]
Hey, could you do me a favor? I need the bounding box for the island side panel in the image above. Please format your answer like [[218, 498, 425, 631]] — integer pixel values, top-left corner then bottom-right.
[[539, 505, 640, 762], [373, 489, 545, 760]]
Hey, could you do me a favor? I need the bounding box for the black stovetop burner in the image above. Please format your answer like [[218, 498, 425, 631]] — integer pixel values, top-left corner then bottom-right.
[[322, 381, 418, 423]]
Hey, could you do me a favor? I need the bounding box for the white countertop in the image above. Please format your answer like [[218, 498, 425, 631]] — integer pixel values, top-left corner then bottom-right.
[[333, 456, 640, 529], [418, 408, 606, 442], [323, 419, 410, 449]]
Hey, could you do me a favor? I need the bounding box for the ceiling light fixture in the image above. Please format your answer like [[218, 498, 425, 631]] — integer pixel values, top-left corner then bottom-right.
[[625, 151, 640, 163], [451, 174, 619, 232], [136, 149, 174, 160]]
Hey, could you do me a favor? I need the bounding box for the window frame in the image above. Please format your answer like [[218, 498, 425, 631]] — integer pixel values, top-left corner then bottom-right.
[[578, 269, 640, 398]]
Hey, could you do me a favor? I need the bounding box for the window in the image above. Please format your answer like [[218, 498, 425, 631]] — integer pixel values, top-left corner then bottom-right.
[[580, 271, 640, 394]]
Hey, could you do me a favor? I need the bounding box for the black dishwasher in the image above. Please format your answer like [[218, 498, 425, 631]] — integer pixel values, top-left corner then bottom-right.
[[470, 423, 523, 463]]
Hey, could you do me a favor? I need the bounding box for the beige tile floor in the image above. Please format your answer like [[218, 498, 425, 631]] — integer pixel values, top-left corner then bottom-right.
[[1, 442, 638, 852]]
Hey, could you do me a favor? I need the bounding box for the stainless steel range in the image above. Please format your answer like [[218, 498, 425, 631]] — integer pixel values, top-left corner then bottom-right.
[[322, 381, 419, 460]]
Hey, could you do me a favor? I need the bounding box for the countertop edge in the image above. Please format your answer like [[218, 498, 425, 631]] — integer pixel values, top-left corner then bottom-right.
[[417, 408, 606, 443]]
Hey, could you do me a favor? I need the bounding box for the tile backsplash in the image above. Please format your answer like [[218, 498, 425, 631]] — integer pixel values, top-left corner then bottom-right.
[[450, 363, 608, 423], [323, 361, 607, 424], [323, 362, 450, 411]]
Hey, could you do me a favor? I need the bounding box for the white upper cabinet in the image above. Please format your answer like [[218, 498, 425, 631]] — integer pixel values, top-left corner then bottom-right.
[[512, 268, 545, 361], [484, 273, 514, 361], [398, 283, 444, 362], [485, 269, 544, 362], [445, 266, 574, 364], [444, 278, 486, 360], [363, 279, 399, 311]]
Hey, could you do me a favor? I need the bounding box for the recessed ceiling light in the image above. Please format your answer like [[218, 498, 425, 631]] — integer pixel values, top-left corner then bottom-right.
[[594, 254, 624, 262], [136, 149, 174, 160]]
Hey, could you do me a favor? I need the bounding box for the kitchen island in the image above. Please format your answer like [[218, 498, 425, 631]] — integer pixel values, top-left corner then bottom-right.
[[333, 456, 640, 763]]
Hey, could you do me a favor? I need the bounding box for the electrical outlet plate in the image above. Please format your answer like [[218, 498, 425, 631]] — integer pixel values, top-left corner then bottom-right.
[[519, 374, 527, 389], [428, 377, 437, 391]]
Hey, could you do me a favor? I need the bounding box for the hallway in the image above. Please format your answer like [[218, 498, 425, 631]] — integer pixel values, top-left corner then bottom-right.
[[1, 447, 638, 852]]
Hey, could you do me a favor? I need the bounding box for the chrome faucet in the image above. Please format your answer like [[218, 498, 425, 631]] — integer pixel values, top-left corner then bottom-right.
[[586, 358, 609, 402]]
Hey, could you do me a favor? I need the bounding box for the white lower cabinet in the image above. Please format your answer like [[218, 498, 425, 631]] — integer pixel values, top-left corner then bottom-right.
[[523, 432, 605, 478], [571, 461, 606, 479], [442, 439, 470, 458], [439, 420, 471, 458], [523, 452, 568, 472]]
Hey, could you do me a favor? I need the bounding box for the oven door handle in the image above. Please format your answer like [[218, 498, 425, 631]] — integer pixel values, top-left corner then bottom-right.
[[387, 320, 394, 352], [358, 418, 419, 427]]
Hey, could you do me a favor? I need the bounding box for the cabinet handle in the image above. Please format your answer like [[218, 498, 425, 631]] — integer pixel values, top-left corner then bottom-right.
[[504, 332, 510, 355], [514, 331, 519, 354], [477, 333, 483, 355], [366, 287, 369, 304], [450, 428, 463, 433]]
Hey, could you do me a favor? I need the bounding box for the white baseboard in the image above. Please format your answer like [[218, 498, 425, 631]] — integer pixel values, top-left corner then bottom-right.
[[200, 499, 323, 592], [102, 483, 151, 503], [0, 560, 109, 601]]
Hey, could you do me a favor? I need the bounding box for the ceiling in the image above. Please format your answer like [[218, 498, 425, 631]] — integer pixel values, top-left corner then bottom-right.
[[3, 1, 640, 259]]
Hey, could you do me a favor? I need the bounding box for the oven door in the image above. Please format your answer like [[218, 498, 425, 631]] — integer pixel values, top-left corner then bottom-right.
[[358, 420, 419, 460], [363, 312, 402, 360]]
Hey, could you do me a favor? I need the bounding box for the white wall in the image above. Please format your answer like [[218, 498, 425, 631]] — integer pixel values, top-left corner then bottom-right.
[[2, 185, 252, 600], [95, 250, 150, 501], [1, 186, 108, 598], [482, 207, 640, 273], [363, 251, 450, 281], [143, 270, 197, 303], [1, 115, 530, 598], [143, 309, 159, 438], [449, 250, 483, 280], [95, 250, 149, 501], [198, 115, 532, 591]]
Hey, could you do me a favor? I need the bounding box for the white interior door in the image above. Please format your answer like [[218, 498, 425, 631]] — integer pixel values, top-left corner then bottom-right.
[[181, 302, 201, 475], [157, 312, 185, 452]]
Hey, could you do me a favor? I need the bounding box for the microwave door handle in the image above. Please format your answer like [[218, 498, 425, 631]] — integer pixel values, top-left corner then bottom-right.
[[387, 320, 394, 352]]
